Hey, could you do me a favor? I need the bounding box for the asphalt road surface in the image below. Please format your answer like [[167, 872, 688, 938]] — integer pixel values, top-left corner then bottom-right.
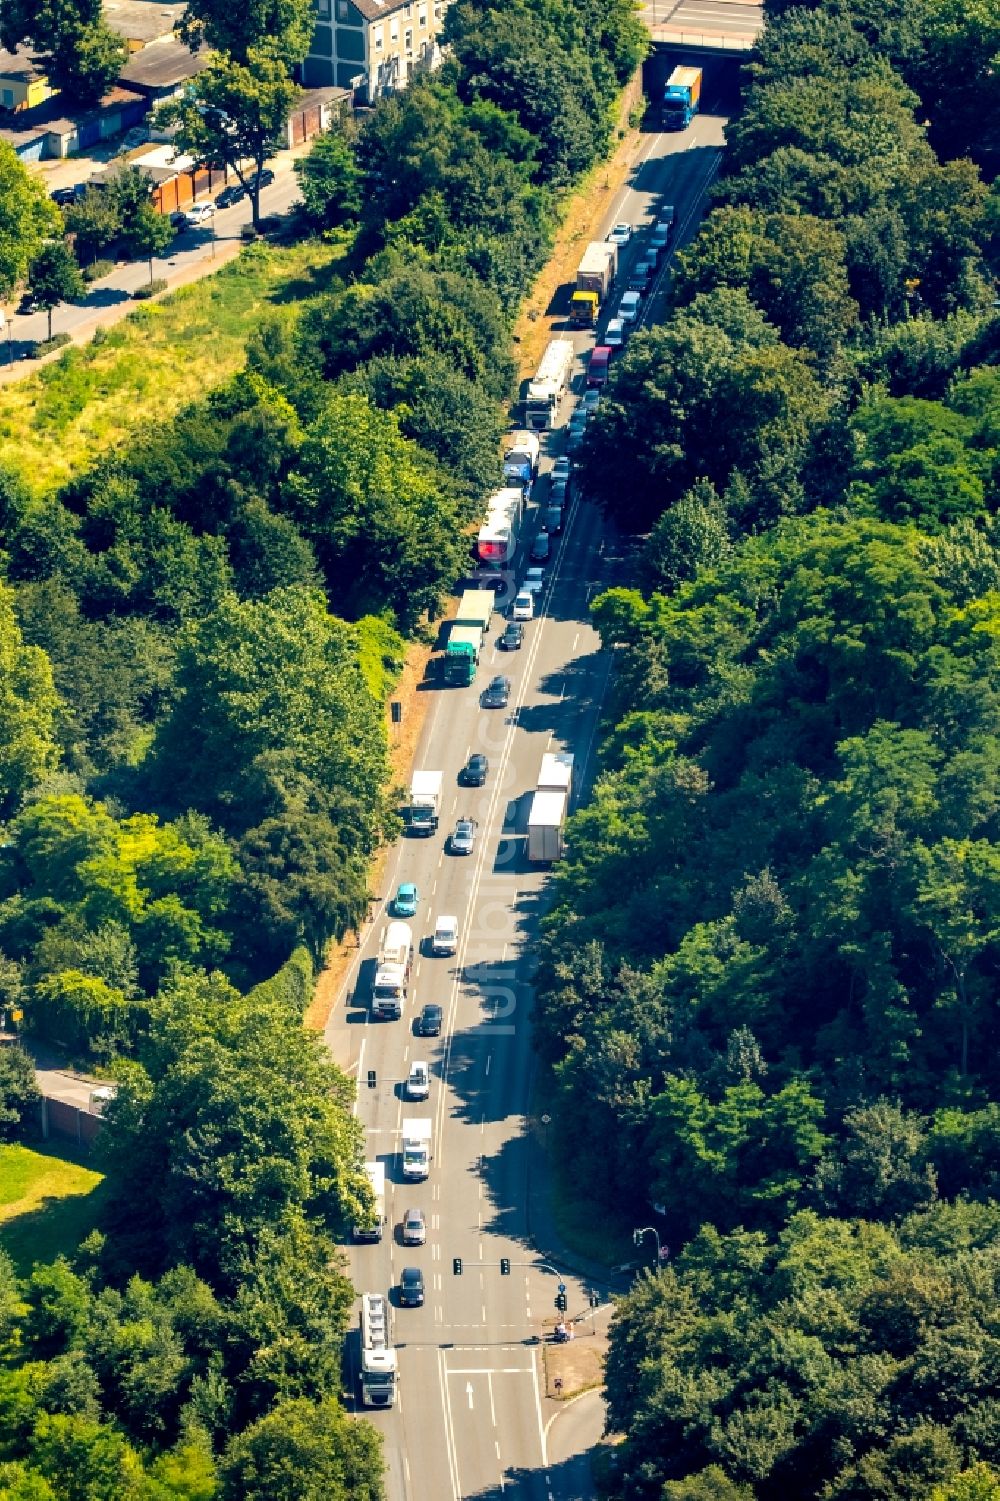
[[643, 0, 763, 48], [325, 60, 739, 1501]]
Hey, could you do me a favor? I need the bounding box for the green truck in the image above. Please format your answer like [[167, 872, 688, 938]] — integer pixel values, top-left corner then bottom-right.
[[444, 589, 495, 685]]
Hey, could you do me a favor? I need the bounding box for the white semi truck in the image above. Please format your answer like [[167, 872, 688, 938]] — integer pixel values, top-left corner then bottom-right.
[[524, 339, 575, 431], [373, 920, 412, 1019], [401, 1118, 432, 1180], [359, 1291, 398, 1408], [408, 769, 442, 834]]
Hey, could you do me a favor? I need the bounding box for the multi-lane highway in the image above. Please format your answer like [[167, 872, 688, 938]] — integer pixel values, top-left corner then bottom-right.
[[323, 64, 736, 1501]]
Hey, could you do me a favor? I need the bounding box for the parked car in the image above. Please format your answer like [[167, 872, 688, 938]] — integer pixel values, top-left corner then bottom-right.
[[581, 388, 601, 418], [184, 203, 215, 227], [407, 1060, 430, 1099], [500, 621, 524, 650], [460, 752, 489, 785], [483, 674, 512, 706], [566, 420, 587, 454], [417, 1003, 443, 1036], [619, 291, 642, 324], [401, 1208, 427, 1246], [530, 532, 551, 563], [392, 881, 419, 917], [399, 1266, 425, 1306], [50, 185, 79, 206], [246, 167, 275, 192], [511, 590, 534, 621], [605, 316, 627, 348], [552, 456, 571, 486], [216, 183, 246, 208], [450, 818, 478, 855], [549, 478, 569, 510], [17, 292, 41, 315], [608, 222, 632, 245], [169, 210, 188, 229]]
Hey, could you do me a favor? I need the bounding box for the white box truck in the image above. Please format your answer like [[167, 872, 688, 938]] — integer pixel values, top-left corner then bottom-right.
[[373, 920, 412, 1018], [527, 789, 567, 862], [408, 770, 442, 834], [353, 1161, 386, 1242], [401, 1118, 432, 1180], [537, 751, 574, 799]]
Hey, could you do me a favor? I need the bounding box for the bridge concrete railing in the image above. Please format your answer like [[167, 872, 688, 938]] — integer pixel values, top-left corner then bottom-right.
[[647, 27, 758, 48]]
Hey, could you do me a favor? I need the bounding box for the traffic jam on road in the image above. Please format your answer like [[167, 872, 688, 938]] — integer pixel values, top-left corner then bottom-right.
[[337, 61, 725, 1497]]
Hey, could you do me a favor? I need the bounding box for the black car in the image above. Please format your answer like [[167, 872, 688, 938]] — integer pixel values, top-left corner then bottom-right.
[[460, 753, 489, 785], [530, 533, 551, 563], [399, 1267, 425, 1306], [216, 183, 246, 208], [549, 478, 569, 510], [541, 507, 563, 536], [418, 1003, 443, 1036], [247, 167, 275, 192], [499, 622, 523, 651], [50, 185, 79, 206], [482, 675, 511, 708]]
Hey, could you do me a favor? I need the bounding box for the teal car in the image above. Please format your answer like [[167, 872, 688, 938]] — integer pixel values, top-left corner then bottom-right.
[[393, 882, 419, 917]]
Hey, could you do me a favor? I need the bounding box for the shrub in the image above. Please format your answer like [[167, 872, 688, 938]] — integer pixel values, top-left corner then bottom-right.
[[30, 334, 72, 359], [132, 279, 167, 300], [245, 946, 316, 1017], [82, 258, 115, 283]]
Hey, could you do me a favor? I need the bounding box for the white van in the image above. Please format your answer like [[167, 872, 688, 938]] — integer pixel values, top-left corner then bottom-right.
[[432, 915, 458, 956]]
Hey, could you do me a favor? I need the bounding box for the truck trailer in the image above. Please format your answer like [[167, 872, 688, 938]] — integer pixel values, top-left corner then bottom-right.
[[538, 751, 574, 798], [359, 1292, 398, 1408], [576, 240, 617, 299], [662, 65, 702, 130], [401, 1118, 432, 1180], [444, 589, 494, 685], [527, 788, 568, 862], [408, 770, 442, 833], [477, 488, 524, 567], [524, 339, 576, 430]]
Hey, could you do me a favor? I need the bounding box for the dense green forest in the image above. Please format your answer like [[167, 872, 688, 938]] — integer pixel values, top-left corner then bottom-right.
[[0, 0, 646, 1490], [547, 1, 1000, 1497]]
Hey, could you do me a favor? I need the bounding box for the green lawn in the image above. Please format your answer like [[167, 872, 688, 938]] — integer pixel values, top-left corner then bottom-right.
[[0, 1143, 107, 1275], [0, 235, 347, 497]]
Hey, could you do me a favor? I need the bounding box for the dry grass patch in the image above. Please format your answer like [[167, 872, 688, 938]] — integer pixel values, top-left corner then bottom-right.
[[543, 1323, 607, 1400]]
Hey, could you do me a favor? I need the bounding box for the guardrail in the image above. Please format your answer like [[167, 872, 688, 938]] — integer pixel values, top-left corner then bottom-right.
[[646, 27, 759, 49]]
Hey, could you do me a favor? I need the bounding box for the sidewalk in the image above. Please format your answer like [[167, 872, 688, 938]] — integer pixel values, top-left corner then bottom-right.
[[1, 138, 312, 387]]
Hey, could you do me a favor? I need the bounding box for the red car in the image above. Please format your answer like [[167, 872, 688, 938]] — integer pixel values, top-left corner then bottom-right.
[[587, 345, 612, 387]]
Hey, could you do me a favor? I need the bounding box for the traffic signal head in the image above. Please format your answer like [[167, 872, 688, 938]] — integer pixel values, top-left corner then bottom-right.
[[555, 1291, 567, 1312], [367, 1069, 376, 1089], [453, 1257, 463, 1276], [500, 1258, 511, 1276]]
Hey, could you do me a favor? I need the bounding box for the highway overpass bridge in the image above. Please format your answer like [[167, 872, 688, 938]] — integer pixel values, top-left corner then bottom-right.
[[642, 0, 764, 53]]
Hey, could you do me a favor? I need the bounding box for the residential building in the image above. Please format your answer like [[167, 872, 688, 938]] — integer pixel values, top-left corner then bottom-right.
[[303, 0, 447, 101], [0, 46, 53, 113]]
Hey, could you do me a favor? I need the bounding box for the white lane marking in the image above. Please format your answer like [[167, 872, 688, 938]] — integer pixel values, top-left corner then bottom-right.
[[485, 1054, 491, 1077], [467, 1382, 475, 1409], [437, 1348, 462, 1501], [353, 1038, 365, 1117], [531, 1342, 549, 1470], [489, 1372, 497, 1427]]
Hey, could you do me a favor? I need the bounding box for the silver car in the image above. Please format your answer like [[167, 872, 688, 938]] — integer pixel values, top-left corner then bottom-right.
[[401, 1207, 427, 1245]]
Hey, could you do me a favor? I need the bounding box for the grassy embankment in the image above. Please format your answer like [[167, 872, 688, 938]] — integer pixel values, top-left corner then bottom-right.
[[0, 238, 347, 497], [0, 1143, 106, 1276]]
